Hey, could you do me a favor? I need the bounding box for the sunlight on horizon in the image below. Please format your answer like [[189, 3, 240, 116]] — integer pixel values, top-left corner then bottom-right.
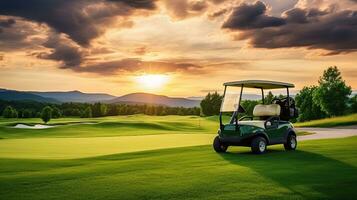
[[135, 74, 170, 90]]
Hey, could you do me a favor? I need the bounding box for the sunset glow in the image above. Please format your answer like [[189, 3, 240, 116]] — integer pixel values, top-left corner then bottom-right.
[[0, 0, 356, 96], [135, 74, 170, 90]]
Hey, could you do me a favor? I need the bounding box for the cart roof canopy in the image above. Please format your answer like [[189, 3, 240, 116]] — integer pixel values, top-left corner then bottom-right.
[[223, 80, 294, 89]]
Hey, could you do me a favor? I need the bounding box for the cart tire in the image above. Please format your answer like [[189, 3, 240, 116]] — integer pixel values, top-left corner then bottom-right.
[[251, 136, 267, 154], [284, 134, 297, 150], [213, 136, 228, 153]]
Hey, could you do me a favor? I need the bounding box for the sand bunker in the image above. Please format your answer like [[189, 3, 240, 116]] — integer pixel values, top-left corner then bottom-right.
[[13, 122, 97, 129], [13, 124, 55, 129]]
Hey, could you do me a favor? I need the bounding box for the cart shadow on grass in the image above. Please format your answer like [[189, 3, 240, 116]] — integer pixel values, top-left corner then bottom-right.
[[219, 149, 357, 199]]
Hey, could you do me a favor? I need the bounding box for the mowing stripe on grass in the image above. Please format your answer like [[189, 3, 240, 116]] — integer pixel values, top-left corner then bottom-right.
[[0, 134, 215, 159]]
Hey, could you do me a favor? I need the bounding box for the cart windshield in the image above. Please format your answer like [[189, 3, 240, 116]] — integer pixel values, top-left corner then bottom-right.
[[221, 86, 242, 112]]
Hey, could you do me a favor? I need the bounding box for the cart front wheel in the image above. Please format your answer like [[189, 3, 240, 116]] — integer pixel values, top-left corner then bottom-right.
[[251, 136, 267, 154], [284, 134, 297, 150]]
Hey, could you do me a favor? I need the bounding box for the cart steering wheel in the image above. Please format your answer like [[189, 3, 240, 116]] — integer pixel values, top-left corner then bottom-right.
[[238, 105, 246, 113]]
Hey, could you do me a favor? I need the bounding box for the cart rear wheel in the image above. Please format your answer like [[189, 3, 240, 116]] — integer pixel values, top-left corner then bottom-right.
[[251, 136, 267, 154], [213, 136, 228, 153], [284, 134, 297, 150]]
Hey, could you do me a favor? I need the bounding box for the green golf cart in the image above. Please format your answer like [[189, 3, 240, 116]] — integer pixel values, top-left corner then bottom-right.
[[213, 80, 299, 154]]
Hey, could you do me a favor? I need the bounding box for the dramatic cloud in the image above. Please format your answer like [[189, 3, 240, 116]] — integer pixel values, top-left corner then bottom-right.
[[0, 18, 15, 28], [164, 0, 208, 19], [223, 1, 357, 54], [70, 59, 204, 75], [35, 34, 85, 67], [222, 1, 286, 29], [0, 0, 156, 46], [208, 8, 228, 19], [0, 0, 158, 71], [0, 17, 49, 51]]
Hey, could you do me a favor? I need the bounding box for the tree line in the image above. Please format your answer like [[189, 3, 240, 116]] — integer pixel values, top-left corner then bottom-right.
[[1, 101, 201, 123], [200, 66, 357, 122]]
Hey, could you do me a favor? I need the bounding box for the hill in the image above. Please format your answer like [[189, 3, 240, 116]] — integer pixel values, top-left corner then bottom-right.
[[0, 89, 59, 103], [30, 90, 116, 103], [108, 93, 200, 107]]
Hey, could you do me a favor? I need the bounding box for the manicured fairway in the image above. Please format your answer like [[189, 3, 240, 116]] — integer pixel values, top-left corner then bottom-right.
[[0, 115, 216, 139], [1, 137, 357, 200], [0, 134, 214, 159]]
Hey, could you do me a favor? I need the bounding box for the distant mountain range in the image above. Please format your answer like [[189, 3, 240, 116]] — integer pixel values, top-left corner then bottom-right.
[[107, 93, 200, 108], [0, 89, 201, 107], [29, 90, 115, 103], [0, 88, 308, 108], [0, 89, 59, 103]]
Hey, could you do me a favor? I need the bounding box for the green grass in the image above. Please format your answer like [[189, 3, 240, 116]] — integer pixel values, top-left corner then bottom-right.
[[294, 113, 357, 127], [0, 115, 355, 199], [0, 115, 217, 139], [1, 137, 357, 200]]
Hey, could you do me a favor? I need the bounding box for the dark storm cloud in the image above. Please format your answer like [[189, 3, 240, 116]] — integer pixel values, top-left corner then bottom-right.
[[0, 18, 15, 28], [70, 58, 203, 75], [223, 1, 357, 54], [0, 17, 46, 51], [0, 0, 157, 46], [222, 1, 286, 30], [108, 0, 156, 9], [36, 34, 85, 67]]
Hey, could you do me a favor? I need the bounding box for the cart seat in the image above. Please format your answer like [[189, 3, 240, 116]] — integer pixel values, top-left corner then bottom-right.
[[253, 104, 281, 117], [239, 120, 266, 129]]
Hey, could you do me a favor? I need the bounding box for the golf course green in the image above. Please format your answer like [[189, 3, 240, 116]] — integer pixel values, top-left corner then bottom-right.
[[0, 115, 356, 199]]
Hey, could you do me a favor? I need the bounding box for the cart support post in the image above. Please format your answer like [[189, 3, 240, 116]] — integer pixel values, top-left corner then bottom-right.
[[287, 87, 290, 117], [219, 86, 227, 130]]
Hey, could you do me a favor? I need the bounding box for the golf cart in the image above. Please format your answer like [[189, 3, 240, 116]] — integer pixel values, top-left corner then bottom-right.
[[213, 80, 299, 154]]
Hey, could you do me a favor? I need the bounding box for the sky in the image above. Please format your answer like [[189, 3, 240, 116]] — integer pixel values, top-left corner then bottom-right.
[[0, 0, 356, 97]]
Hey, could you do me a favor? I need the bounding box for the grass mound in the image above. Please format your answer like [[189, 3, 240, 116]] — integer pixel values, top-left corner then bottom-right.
[[295, 113, 357, 127]]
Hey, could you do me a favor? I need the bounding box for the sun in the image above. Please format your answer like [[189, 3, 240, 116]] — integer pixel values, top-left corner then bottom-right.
[[135, 74, 170, 90]]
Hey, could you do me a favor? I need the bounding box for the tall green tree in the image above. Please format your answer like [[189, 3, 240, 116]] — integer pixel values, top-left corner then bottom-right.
[[265, 91, 274, 104], [2, 106, 17, 118], [349, 95, 357, 113], [41, 106, 53, 123], [22, 109, 33, 118], [296, 86, 326, 122], [92, 103, 107, 117], [200, 92, 223, 116], [313, 66, 351, 116], [51, 107, 62, 118], [81, 107, 92, 118]]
